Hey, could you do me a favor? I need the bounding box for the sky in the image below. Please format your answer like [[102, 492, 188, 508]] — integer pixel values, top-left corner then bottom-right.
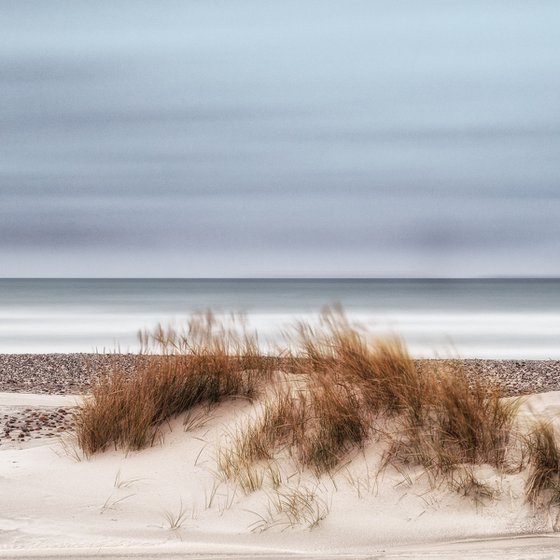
[[1, 0, 559, 277]]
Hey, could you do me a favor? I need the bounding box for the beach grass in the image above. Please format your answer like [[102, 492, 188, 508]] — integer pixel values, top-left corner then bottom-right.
[[75, 312, 274, 454], [524, 421, 560, 507], [74, 309, 558, 508]]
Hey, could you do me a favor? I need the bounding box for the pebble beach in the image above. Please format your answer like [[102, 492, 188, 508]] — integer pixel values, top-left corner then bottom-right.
[[2, 353, 560, 396], [0, 354, 143, 445], [1, 354, 560, 446]]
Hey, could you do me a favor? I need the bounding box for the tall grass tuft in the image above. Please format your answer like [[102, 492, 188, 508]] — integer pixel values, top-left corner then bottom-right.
[[524, 421, 560, 507], [222, 309, 518, 485], [434, 370, 516, 467], [384, 363, 519, 480], [290, 310, 425, 420], [299, 374, 368, 472], [75, 313, 273, 455], [222, 310, 418, 478]]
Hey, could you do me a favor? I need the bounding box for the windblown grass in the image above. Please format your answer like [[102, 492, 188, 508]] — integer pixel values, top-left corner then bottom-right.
[[76, 307, 544, 509], [219, 309, 520, 488], [384, 363, 520, 481], [75, 313, 274, 455], [524, 421, 560, 507], [223, 373, 368, 476], [300, 375, 367, 472], [447, 465, 497, 506]]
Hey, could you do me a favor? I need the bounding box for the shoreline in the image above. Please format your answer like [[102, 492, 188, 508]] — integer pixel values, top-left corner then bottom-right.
[[1, 353, 559, 396]]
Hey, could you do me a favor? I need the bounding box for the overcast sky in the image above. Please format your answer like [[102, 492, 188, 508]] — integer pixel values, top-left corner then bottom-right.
[[1, 0, 559, 277]]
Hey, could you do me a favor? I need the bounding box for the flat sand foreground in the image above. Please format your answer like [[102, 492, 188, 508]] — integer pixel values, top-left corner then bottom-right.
[[1, 536, 560, 560]]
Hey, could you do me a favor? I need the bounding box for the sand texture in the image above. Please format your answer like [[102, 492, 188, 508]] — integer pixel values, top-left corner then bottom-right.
[[2, 357, 560, 558]]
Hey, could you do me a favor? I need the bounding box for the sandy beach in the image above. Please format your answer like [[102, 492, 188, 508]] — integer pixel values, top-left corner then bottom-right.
[[4, 0, 560, 555], [1, 354, 560, 559]]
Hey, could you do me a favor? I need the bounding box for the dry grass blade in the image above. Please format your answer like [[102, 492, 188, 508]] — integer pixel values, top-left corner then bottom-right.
[[251, 484, 330, 531], [162, 499, 188, 530], [383, 362, 519, 482], [299, 376, 368, 473], [448, 466, 496, 506]]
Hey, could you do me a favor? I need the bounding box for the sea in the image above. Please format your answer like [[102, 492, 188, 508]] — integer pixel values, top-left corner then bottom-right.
[[0, 278, 559, 358]]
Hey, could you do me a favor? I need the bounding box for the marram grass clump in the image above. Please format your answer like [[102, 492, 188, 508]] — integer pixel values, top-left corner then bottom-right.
[[524, 421, 560, 507], [383, 364, 520, 482], [219, 310, 519, 483], [76, 308, 556, 510], [75, 313, 274, 455]]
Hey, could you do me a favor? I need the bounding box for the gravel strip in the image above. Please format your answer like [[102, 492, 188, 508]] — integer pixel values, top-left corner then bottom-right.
[[0, 354, 559, 446], [0, 354, 559, 397], [416, 359, 560, 396], [0, 354, 143, 445], [0, 353, 146, 395]]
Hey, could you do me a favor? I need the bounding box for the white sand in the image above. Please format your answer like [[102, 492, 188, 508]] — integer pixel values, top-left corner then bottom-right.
[[0, 392, 80, 409], [1, 392, 560, 559]]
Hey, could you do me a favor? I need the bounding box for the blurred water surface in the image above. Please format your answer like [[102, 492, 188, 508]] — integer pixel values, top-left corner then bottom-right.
[[0, 278, 559, 357]]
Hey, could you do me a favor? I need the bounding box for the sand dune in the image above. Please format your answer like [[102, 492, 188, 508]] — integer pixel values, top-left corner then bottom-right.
[[1, 391, 560, 558]]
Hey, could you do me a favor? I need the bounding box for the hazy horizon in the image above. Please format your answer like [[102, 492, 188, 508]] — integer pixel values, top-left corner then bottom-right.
[[2, 1, 559, 277], [3, 276, 560, 280]]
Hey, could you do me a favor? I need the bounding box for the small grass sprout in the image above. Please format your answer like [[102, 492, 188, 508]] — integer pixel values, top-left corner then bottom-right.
[[162, 499, 188, 530]]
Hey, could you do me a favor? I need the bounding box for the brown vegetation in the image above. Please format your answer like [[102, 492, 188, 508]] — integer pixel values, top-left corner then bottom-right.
[[75, 313, 274, 455], [75, 308, 560, 510], [524, 421, 560, 507]]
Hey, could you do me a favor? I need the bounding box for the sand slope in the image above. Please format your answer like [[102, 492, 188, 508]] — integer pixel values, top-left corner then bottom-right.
[[1, 392, 559, 558]]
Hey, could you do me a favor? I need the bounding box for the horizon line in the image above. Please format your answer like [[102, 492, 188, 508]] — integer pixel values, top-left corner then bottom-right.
[[2, 276, 560, 281]]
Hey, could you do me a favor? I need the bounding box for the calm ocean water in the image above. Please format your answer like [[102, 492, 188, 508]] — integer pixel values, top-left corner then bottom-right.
[[0, 279, 559, 358]]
